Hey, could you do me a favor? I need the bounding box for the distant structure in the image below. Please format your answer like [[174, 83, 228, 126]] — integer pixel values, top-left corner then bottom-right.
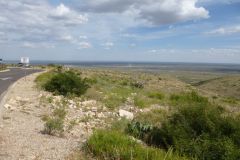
[[0, 58, 5, 70], [20, 57, 30, 67]]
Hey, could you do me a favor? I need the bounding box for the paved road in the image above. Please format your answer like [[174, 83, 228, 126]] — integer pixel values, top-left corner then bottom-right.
[[0, 68, 42, 97]]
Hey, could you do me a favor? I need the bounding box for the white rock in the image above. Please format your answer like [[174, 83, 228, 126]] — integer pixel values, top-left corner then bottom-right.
[[68, 100, 75, 105], [82, 100, 97, 107], [119, 109, 134, 120], [4, 104, 16, 110], [16, 96, 22, 101], [92, 107, 98, 112], [97, 113, 105, 118]]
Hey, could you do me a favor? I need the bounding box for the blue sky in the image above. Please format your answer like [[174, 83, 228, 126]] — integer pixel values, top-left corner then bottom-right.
[[0, 0, 240, 63]]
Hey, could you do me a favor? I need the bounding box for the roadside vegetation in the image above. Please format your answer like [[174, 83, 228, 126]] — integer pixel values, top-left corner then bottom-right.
[[127, 92, 240, 160], [42, 106, 67, 136], [35, 66, 240, 160], [0, 64, 7, 71], [82, 92, 240, 160], [36, 68, 90, 97], [85, 130, 190, 160]]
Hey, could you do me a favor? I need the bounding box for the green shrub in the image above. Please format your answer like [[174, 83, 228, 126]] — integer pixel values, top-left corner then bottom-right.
[[42, 107, 67, 136], [0, 64, 7, 71], [169, 91, 209, 107], [44, 71, 90, 96], [126, 121, 153, 140], [128, 92, 240, 160], [43, 117, 65, 135], [86, 130, 190, 160], [134, 96, 147, 108], [148, 92, 165, 100], [130, 81, 144, 89]]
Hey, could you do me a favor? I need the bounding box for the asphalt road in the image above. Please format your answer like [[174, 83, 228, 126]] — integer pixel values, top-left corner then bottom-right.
[[0, 68, 42, 97]]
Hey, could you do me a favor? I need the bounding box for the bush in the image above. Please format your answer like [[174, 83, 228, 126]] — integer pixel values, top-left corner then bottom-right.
[[148, 92, 165, 100], [43, 117, 65, 135], [0, 64, 7, 71], [42, 107, 67, 136], [44, 71, 90, 96], [169, 91, 209, 107], [130, 81, 144, 89], [128, 92, 240, 160], [86, 130, 190, 160]]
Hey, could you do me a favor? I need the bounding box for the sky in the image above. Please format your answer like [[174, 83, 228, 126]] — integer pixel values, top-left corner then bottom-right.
[[0, 0, 240, 63]]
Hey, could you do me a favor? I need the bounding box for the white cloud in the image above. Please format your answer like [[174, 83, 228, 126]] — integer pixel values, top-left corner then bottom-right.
[[102, 42, 114, 49], [77, 0, 209, 25], [0, 1, 88, 46], [147, 48, 240, 57], [59, 34, 75, 42], [198, 0, 240, 5], [54, 3, 71, 16], [22, 42, 55, 49], [78, 42, 92, 49], [50, 3, 88, 25], [79, 35, 88, 39], [206, 25, 240, 35]]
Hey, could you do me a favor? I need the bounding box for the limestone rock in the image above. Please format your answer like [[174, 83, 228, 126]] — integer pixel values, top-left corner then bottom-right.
[[119, 109, 134, 120]]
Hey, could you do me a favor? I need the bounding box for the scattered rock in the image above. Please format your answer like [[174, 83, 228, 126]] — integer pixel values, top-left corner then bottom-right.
[[119, 109, 134, 120], [97, 113, 105, 118], [4, 104, 14, 110], [82, 100, 97, 107]]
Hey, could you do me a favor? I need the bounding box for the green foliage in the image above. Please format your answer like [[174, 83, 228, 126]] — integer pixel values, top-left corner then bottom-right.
[[35, 71, 56, 88], [223, 97, 239, 105], [0, 64, 7, 71], [134, 109, 168, 128], [148, 92, 165, 100], [126, 121, 153, 140], [128, 92, 240, 160], [86, 130, 190, 160], [44, 71, 90, 97], [130, 81, 144, 89], [169, 91, 209, 107], [43, 117, 65, 135], [42, 107, 67, 136], [134, 95, 147, 108]]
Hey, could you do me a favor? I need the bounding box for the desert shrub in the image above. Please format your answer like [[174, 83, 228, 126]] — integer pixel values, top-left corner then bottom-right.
[[43, 117, 65, 135], [169, 91, 209, 107], [126, 121, 153, 140], [223, 97, 239, 104], [134, 109, 168, 126], [0, 64, 7, 71], [86, 130, 190, 160], [130, 81, 144, 89], [44, 71, 90, 96], [42, 107, 67, 136], [148, 92, 165, 100], [134, 95, 147, 108], [128, 92, 240, 160], [35, 71, 56, 88]]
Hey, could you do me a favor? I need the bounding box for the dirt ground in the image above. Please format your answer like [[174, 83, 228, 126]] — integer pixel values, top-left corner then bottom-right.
[[0, 73, 81, 160]]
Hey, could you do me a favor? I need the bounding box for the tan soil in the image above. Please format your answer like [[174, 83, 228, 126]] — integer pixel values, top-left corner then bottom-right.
[[0, 73, 82, 160]]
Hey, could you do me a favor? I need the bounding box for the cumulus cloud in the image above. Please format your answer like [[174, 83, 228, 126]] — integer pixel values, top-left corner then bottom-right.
[[50, 3, 88, 25], [0, 1, 88, 46], [21, 42, 55, 48], [206, 25, 240, 35], [76, 0, 209, 25], [78, 42, 92, 49]]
